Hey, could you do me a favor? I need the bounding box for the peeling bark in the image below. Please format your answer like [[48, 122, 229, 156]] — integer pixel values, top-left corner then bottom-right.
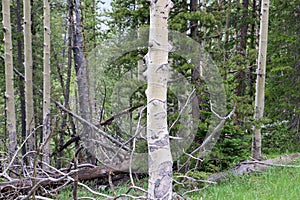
[[252, 0, 269, 160], [23, 0, 36, 154], [146, 0, 174, 199], [42, 0, 51, 168], [2, 0, 17, 162]]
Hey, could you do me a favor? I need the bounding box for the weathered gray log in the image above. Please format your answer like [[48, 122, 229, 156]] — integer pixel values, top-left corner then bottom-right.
[[208, 153, 300, 182]]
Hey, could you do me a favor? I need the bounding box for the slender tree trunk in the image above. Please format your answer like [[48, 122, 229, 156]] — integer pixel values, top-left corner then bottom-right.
[[56, 1, 75, 168], [249, 0, 258, 98], [24, 0, 36, 153], [146, 0, 173, 199], [252, 0, 269, 160], [2, 0, 18, 162], [240, 0, 249, 55], [191, 0, 200, 123], [72, 0, 95, 164], [15, 0, 27, 157], [80, 2, 93, 118], [42, 0, 51, 168]]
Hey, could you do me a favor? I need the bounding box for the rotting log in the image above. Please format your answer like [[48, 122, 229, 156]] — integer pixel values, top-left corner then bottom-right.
[[208, 153, 300, 183]]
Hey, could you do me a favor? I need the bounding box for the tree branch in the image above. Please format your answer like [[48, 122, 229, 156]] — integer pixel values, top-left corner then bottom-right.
[[100, 104, 143, 126]]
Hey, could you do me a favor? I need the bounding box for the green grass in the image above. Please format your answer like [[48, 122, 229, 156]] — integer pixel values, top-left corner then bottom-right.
[[188, 163, 300, 200], [58, 158, 300, 200]]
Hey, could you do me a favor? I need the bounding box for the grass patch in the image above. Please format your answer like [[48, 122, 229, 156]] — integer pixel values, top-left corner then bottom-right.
[[58, 157, 300, 200], [188, 161, 300, 200]]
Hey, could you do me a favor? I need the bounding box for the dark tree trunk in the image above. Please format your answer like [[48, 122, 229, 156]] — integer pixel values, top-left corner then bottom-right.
[[249, 0, 259, 97], [240, 0, 249, 55], [15, 0, 27, 157], [72, 0, 95, 164], [56, 0, 76, 168]]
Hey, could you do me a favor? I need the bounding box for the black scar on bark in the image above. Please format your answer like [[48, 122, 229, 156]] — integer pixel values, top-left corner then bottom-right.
[[154, 161, 173, 198]]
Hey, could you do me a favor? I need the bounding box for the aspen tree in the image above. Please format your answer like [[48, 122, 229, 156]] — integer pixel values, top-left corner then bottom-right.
[[2, 0, 17, 161], [145, 0, 174, 199], [252, 0, 269, 160], [24, 0, 35, 153], [42, 0, 51, 167]]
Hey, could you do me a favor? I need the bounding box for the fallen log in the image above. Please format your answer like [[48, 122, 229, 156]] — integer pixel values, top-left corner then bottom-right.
[[208, 153, 300, 183], [0, 162, 130, 199]]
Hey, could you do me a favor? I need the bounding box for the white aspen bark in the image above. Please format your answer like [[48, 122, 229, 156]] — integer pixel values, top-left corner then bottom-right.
[[42, 0, 51, 167], [24, 0, 36, 153], [252, 0, 269, 160], [2, 0, 17, 161], [145, 0, 173, 199]]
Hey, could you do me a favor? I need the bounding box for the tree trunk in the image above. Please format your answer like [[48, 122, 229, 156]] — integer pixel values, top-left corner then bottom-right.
[[24, 0, 36, 154], [190, 0, 200, 123], [249, 0, 259, 98], [42, 0, 51, 168], [240, 0, 249, 55], [15, 0, 27, 158], [56, 0, 75, 168], [72, 0, 95, 164], [2, 0, 18, 162], [252, 0, 269, 160], [145, 0, 173, 199]]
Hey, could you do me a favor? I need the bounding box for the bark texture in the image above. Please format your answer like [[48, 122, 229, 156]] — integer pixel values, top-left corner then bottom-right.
[[15, 0, 27, 159], [145, 0, 174, 199], [42, 0, 51, 167], [252, 0, 269, 160], [2, 0, 17, 161], [72, 0, 95, 164], [24, 0, 36, 153]]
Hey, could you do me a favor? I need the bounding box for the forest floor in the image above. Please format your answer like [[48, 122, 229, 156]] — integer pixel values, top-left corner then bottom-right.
[[58, 155, 300, 200], [188, 157, 300, 200]]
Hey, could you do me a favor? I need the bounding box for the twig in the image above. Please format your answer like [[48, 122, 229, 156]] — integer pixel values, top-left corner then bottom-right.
[[210, 100, 236, 120], [126, 185, 148, 194], [13, 67, 129, 151], [176, 175, 216, 184], [0, 125, 42, 180], [100, 104, 143, 126], [183, 150, 204, 162], [182, 184, 211, 195], [54, 101, 131, 151], [241, 160, 300, 168], [73, 147, 80, 200], [180, 106, 236, 171], [108, 170, 116, 196], [41, 162, 113, 199], [114, 194, 147, 200], [129, 104, 148, 187], [18, 195, 54, 200], [169, 88, 196, 132]]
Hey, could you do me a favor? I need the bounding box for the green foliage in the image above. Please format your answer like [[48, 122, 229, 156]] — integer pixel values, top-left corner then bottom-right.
[[202, 123, 251, 171], [265, 0, 300, 124], [188, 158, 300, 200], [262, 121, 300, 154]]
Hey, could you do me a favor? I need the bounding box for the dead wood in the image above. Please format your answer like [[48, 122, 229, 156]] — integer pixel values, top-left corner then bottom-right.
[[208, 153, 300, 183], [0, 162, 130, 199]]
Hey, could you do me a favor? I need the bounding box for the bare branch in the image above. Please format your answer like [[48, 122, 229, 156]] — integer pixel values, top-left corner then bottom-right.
[[13, 67, 129, 151], [0, 125, 43, 180], [100, 104, 143, 126], [169, 88, 196, 132]]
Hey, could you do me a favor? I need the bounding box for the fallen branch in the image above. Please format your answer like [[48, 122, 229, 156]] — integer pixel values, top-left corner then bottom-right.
[[208, 153, 300, 183], [13, 67, 130, 151]]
